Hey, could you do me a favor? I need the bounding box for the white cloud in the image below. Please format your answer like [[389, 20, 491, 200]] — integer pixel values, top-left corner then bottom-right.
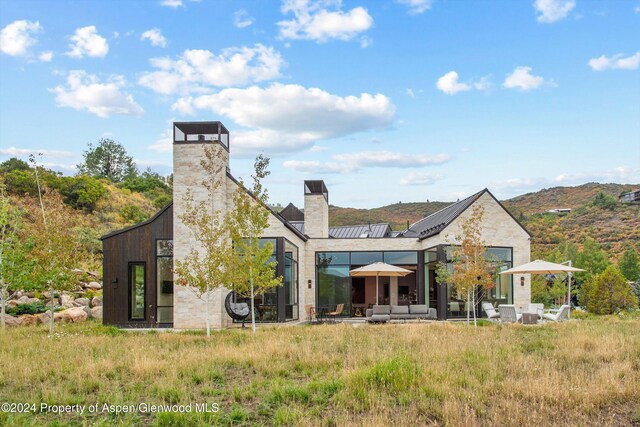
[[234, 9, 255, 29], [38, 51, 53, 62], [160, 0, 183, 7], [278, 0, 373, 43], [396, 0, 432, 15], [588, 52, 640, 71], [0, 20, 42, 56], [173, 83, 395, 156], [360, 36, 372, 48], [138, 44, 284, 95], [141, 28, 167, 48], [436, 71, 471, 95], [309, 145, 329, 152], [51, 70, 144, 118], [284, 151, 450, 174], [399, 171, 443, 186], [635, 5, 640, 13], [66, 26, 109, 58], [406, 88, 416, 98], [0, 147, 77, 158], [533, 0, 576, 23], [503, 66, 546, 91]]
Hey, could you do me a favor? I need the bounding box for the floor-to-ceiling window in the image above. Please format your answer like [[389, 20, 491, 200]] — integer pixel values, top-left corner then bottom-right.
[[129, 263, 145, 320], [156, 240, 173, 324], [284, 239, 299, 321], [430, 245, 513, 318], [316, 251, 418, 316]]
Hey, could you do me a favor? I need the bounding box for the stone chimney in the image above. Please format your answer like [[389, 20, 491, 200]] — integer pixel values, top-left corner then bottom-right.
[[303, 180, 329, 238], [172, 121, 230, 329]]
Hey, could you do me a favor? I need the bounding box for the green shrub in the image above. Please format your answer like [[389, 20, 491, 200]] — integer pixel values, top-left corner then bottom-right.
[[3, 169, 38, 196], [58, 175, 107, 212], [120, 205, 147, 223], [153, 194, 172, 209], [587, 265, 638, 314], [7, 301, 47, 316], [591, 192, 617, 210], [121, 170, 168, 194], [0, 157, 30, 172]]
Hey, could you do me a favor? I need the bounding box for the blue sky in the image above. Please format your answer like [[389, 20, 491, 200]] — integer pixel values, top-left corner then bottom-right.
[[1, 0, 638, 208]]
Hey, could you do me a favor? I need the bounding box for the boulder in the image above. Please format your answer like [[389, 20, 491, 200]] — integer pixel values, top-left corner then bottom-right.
[[60, 294, 75, 309], [55, 307, 88, 323], [90, 296, 102, 307], [37, 311, 52, 324], [82, 306, 91, 316], [6, 300, 18, 309], [14, 291, 24, 299], [17, 295, 30, 304], [20, 314, 37, 326], [75, 298, 90, 307], [86, 282, 102, 290], [26, 291, 36, 298], [89, 306, 103, 320], [4, 314, 22, 327], [27, 297, 41, 305]]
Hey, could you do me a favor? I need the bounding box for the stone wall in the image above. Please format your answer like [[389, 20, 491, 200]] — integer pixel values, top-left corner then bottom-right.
[[304, 194, 328, 238]]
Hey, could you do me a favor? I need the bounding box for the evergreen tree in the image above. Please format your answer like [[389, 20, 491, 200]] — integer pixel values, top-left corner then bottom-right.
[[77, 139, 137, 182], [618, 248, 640, 283], [587, 265, 638, 314]]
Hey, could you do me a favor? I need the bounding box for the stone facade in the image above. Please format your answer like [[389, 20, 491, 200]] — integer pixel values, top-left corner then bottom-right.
[[171, 136, 531, 329]]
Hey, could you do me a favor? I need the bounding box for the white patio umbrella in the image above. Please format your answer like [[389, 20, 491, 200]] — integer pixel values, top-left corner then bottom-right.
[[350, 262, 413, 305], [500, 260, 585, 318]]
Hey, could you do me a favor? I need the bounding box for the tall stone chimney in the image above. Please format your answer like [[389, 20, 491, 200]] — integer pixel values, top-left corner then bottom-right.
[[172, 121, 230, 329], [303, 180, 329, 238]]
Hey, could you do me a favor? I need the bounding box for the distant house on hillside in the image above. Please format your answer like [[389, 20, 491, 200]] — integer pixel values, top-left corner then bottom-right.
[[546, 208, 572, 214], [101, 121, 532, 329], [619, 190, 640, 203]]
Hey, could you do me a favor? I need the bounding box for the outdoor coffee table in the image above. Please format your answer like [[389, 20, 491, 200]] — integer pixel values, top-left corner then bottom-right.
[[522, 312, 538, 325]]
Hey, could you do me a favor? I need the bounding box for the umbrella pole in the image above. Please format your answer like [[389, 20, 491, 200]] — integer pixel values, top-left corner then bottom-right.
[[376, 273, 379, 305], [567, 271, 572, 319]]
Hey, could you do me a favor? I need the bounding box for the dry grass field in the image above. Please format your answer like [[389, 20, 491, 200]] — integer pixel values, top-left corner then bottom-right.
[[1, 315, 639, 426]]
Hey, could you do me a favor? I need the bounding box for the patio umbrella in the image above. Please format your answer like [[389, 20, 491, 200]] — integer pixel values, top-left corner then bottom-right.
[[350, 262, 413, 305], [500, 260, 585, 318]]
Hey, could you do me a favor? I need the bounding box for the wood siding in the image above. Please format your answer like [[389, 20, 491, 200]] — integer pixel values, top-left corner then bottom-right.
[[102, 204, 173, 327]]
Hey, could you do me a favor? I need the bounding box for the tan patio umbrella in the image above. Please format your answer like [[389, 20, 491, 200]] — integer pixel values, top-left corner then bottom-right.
[[500, 260, 585, 318], [350, 262, 413, 305]]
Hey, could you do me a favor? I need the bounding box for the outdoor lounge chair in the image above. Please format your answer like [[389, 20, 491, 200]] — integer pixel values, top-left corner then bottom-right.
[[481, 302, 500, 320], [305, 304, 318, 324], [542, 304, 570, 322], [326, 303, 344, 322], [497, 304, 522, 323]]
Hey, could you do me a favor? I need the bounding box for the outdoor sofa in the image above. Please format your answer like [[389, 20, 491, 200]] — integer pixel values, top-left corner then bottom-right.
[[365, 305, 437, 323]]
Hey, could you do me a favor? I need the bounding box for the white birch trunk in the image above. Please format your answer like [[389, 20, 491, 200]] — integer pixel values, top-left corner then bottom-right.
[[49, 283, 54, 336], [1, 281, 6, 330], [472, 289, 477, 327], [466, 289, 470, 325], [205, 285, 211, 337], [250, 265, 256, 333]]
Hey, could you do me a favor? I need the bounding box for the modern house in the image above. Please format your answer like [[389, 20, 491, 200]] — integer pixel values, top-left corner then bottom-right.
[[102, 121, 532, 328], [619, 190, 640, 203]]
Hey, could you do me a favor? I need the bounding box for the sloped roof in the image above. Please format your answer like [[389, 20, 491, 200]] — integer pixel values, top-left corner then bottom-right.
[[101, 202, 172, 240], [329, 223, 391, 238], [401, 188, 530, 240], [279, 203, 304, 222]]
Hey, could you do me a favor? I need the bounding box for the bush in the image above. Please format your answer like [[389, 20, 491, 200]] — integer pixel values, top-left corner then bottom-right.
[[120, 205, 147, 223], [153, 194, 172, 209], [7, 301, 47, 316], [121, 170, 168, 194], [0, 157, 30, 173], [587, 265, 638, 314], [58, 175, 107, 212], [591, 192, 617, 210], [3, 170, 38, 196]]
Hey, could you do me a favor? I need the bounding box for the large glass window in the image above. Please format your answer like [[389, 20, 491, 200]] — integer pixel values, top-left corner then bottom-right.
[[129, 263, 145, 320], [317, 252, 349, 266], [351, 252, 383, 265], [317, 265, 350, 315], [284, 239, 299, 320], [156, 240, 173, 323], [384, 251, 418, 265]]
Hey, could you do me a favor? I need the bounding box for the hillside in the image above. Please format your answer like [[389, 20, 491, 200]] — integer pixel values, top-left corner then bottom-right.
[[329, 183, 640, 260]]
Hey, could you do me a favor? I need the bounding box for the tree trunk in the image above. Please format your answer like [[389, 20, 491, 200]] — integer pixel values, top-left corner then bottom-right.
[[49, 282, 54, 336], [466, 289, 470, 325], [205, 285, 211, 337], [250, 265, 256, 333], [1, 281, 6, 330], [472, 288, 477, 327]]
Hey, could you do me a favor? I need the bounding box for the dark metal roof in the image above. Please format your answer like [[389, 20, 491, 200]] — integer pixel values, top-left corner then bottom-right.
[[290, 221, 305, 234], [173, 121, 228, 137], [401, 190, 486, 239], [279, 203, 304, 222], [328, 223, 391, 239], [400, 188, 531, 240]]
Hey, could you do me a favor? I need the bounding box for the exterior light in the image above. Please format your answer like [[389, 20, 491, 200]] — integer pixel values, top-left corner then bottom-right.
[[307, 279, 312, 289], [520, 277, 525, 287]]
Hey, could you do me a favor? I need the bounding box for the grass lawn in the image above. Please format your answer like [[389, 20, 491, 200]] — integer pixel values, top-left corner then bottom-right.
[[1, 316, 639, 426]]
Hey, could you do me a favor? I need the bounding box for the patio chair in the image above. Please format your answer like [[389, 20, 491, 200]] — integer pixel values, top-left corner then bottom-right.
[[326, 303, 344, 322], [497, 304, 522, 323], [542, 305, 570, 322], [305, 304, 318, 324], [527, 303, 545, 320], [481, 302, 500, 320]]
